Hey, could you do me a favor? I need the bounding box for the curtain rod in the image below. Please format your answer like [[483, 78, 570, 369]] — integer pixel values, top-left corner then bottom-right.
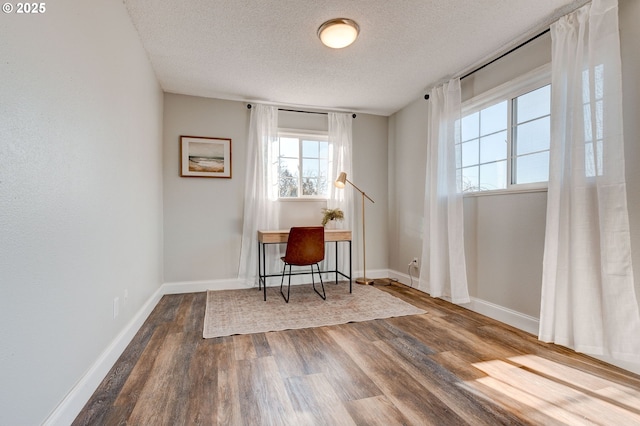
[[461, 28, 550, 80], [246, 104, 356, 119], [424, 27, 551, 101]]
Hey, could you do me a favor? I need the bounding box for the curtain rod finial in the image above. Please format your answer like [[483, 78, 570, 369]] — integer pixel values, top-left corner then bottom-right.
[[247, 103, 252, 109], [352, 113, 356, 119], [424, 94, 430, 100]]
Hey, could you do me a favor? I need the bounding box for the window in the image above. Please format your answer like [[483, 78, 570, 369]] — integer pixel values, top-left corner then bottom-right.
[[277, 131, 329, 198], [513, 85, 551, 184], [458, 66, 550, 193]]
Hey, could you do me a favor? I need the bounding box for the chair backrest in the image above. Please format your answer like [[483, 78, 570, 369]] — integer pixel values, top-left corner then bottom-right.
[[283, 226, 325, 266]]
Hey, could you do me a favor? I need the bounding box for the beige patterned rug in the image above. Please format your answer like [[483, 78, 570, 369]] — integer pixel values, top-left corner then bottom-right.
[[203, 282, 426, 338]]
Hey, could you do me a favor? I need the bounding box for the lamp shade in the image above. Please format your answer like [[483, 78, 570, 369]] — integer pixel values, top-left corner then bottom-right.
[[335, 172, 347, 188], [318, 19, 359, 49]]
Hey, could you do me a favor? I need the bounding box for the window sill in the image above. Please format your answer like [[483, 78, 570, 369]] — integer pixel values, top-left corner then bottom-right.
[[463, 186, 547, 198], [278, 198, 329, 202]]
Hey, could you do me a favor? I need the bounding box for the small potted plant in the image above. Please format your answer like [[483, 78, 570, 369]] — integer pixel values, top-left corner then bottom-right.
[[321, 207, 344, 228]]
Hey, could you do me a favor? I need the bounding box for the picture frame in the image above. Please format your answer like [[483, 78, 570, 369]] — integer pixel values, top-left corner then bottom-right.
[[180, 136, 232, 178]]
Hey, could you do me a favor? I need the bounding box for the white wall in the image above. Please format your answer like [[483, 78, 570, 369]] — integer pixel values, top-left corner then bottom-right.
[[0, 1, 164, 424], [162, 96, 389, 285], [389, 0, 640, 373]]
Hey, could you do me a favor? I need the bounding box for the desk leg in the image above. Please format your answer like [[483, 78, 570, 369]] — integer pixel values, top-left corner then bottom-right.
[[262, 242, 267, 301], [334, 241, 339, 284], [258, 242, 262, 291], [258, 241, 267, 301], [349, 240, 352, 293]]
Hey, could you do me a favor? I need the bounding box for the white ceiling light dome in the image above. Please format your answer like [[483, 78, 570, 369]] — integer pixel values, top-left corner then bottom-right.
[[317, 18, 360, 49]]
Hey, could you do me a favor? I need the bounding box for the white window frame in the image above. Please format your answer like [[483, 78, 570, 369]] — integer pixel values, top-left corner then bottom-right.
[[276, 128, 330, 201], [461, 63, 551, 196]]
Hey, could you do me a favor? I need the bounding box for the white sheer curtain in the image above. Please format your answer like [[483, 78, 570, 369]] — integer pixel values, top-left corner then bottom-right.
[[325, 113, 355, 274], [419, 79, 470, 304], [238, 104, 280, 287], [540, 0, 640, 362]]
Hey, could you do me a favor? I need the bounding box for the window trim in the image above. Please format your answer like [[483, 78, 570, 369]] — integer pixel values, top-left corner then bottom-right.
[[276, 128, 330, 201], [461, 63, 551, 196]]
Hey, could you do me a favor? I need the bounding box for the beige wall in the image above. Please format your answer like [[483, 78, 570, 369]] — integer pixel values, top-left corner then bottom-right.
[[389, 0, 640, 372], [162, 96, 389, 284], [620, 0, 640, 307], [0, 0, 164, 424], [460, 31, 552, 318], [387, 97, 429, 277], [4, 2, 639, 423], [162, 95, 248, 282]]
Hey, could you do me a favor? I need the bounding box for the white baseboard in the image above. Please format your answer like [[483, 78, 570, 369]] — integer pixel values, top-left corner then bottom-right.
[[467, 297, 539, 335], [161, 271, 389, 293], [162, 278, 247, 294], [43, 286, 164, 426], [387, 268, 421, 288], [214, 269, 391, 289], [387, 269, 539, 335]]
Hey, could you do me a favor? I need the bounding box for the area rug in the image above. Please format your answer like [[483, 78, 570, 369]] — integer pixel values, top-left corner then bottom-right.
[[203, 282, 426, 338]]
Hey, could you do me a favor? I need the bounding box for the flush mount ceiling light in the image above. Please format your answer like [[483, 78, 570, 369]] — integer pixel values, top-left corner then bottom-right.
[[317, 18, 360, 49]]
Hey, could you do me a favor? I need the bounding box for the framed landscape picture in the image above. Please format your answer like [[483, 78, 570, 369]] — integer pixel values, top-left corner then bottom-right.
[[180, 136, 232, 178]]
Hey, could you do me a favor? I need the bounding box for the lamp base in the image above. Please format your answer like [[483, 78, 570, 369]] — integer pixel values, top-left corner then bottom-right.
[[355, 277, 374, 285]]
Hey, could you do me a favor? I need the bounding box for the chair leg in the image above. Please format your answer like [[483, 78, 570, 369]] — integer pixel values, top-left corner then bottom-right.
[[312, 263, 326, 300], [280, 263, 291, 303]]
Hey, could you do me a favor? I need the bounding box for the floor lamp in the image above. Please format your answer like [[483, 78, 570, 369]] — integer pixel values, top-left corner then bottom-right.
[[335, 172, 374, 285]]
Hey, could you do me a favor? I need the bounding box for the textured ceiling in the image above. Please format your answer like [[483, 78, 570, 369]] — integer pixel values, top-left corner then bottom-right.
[[124, 0, 588, 116]]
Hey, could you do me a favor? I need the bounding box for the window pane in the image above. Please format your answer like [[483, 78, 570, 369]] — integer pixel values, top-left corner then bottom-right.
[[318, 161, 328, 195], [302, 158, 319, 178], [302, 178, 318, 196], [280, 158, 299, 178], [280, 178, 298, 197], [583, 101, 604, 142], [585, 140, 603, 177], [595, 64, 604, 99], [515, 85, 550, 124], [462, 112, 479, 142], [479, 160, 507, 191], [584, 65, 604, 101], [462, 166, 479, 192], [319, 141, 328, 158], [516, 152, 549, 184], [515, 116, 550, 155], [595, 99, 603, 140], [480, 131, 507, 163], [462, 139, 479, 168], [302, 140, 318, 157], [280, 137, 299, 158], [480, 101, 507, 135], [583, 103, 593, 142]]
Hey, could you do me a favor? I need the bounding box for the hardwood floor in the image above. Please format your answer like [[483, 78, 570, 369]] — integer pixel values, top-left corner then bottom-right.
[[74, 281, 640, 425]]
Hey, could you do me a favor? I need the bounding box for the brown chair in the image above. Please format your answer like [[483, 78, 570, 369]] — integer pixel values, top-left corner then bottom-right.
[[280, 226, 326, 303]]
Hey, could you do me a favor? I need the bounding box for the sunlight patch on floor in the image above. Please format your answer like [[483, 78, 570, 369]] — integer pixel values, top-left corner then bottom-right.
[[469, 355, 640, 425]]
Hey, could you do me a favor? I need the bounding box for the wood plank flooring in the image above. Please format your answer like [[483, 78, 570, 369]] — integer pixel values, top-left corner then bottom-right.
[[74, 281, 640, 425]]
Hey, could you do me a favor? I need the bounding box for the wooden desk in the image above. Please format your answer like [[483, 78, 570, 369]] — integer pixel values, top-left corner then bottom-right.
[[257, 229, 352, 301]]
